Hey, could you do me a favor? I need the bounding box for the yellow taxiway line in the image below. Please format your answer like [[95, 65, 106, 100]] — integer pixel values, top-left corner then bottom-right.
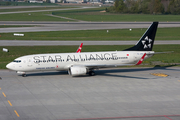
[[2, 92, 6, 97], [14, 110, 20, 117], [8, 100, 12, 106], [151, 73, 168, 77]]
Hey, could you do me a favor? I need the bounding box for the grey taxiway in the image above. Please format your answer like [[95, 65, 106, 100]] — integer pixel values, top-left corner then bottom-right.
[[1, 67, 180, 120], [1, 22, 180, 33], [1, 40, 180, 46]]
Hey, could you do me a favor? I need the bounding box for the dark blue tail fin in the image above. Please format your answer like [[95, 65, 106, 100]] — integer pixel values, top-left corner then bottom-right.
[[124, 22, 158, 51]]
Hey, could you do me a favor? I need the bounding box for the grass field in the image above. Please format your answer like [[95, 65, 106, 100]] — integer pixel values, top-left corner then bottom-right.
[[1, 6, 180, 21], [58, 14, 180, 22], [0, 7, 103, 21], [0, 45, 179, 69], [52, 8, 180, 22], [0, 6, 70, 13], [0, 1, 58, 6], [0, 27, 180, 40], [0, 11, 70, 21], [52, 7, 106, 15]]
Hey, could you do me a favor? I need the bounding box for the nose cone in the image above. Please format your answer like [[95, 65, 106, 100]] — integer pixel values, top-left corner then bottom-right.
[[6, 62, 13, 70]]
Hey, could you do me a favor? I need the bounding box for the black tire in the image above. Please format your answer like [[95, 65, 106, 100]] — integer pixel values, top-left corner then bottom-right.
[[22, 74, 27, 77], [89, 71, 95, 76]]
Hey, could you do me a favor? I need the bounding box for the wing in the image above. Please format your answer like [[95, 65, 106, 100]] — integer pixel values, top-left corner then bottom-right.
[[71, 63, 134, 70]]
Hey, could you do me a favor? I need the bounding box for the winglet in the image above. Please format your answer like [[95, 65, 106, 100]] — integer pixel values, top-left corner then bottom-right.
[[76, 43, 83, 53], [136, 53, 146, 65]]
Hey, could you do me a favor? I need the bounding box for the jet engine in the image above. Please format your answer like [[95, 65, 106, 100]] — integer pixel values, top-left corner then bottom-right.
[[69, 66, 87, 76]]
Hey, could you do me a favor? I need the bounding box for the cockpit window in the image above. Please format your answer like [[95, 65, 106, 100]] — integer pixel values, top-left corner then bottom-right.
[[13, 60, 21, 63]]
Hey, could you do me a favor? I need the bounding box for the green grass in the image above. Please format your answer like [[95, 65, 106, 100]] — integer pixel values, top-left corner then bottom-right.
[[52, 8, 180, 22], [0, 7, 103, 21], [1, 45, 180, 69], [52, 7, 106, 15], [1, 6, 180, 22], [55, 10, 180, 22], [0, 6, 70, 13], [0, 1, 58, 6], [0, 27, 180, 40], [0, 12, 72, 21]]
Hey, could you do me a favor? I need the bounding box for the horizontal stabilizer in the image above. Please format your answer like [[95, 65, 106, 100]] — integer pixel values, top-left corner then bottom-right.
[[146, 51, 174, 55]]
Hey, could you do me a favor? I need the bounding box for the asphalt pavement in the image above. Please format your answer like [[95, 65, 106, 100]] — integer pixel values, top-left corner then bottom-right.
[[1, 67, 180, 120], [0, 22, 180, 33], [0, 40, 180, 46]]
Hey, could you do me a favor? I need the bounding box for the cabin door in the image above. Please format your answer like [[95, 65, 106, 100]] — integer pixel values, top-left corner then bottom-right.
[[27, 58, 32, 67]]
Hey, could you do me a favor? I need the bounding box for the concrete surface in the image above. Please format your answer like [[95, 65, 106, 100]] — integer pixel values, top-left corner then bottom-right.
[[1, 40, 180, 46], [0, 67, 180, 120], [0, 22, 180, 33]]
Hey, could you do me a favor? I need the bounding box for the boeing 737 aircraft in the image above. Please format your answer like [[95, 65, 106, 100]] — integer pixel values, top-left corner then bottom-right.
[[6, 22, 158, 77]]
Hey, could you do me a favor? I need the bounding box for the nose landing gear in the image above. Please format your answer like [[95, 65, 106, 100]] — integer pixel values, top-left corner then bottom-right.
[[16, 71, 27, 77]]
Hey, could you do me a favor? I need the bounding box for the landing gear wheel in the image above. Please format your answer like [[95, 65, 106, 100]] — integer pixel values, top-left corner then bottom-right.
[[22, 74, 27, 77], [89, 71, 95, 76]]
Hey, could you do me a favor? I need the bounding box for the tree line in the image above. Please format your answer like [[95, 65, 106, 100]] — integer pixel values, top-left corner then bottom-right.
[[106, 0, 180, 14]]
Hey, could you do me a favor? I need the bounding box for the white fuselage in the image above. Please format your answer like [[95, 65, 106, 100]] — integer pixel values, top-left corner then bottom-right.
[[6, 51, 154, 73]]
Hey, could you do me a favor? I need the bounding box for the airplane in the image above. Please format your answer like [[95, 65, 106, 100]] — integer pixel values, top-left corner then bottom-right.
[[6, 22, 158, 77]]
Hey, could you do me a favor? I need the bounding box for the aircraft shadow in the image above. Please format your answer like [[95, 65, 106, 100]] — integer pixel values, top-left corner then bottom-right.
[[99, 65, 177, 73], [94, 65, 179, 78], [23, 65, 178, 78], [24, 71, 68, 77], [95, 68, 150, 79]]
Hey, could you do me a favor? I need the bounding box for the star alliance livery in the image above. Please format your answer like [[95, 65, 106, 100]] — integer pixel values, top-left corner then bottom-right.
[[6, 22, 158, 77]]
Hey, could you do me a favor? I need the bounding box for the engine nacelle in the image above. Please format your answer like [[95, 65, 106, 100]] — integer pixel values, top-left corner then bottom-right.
[[69, 66, 87, 76], [16, 71, 26, 74]]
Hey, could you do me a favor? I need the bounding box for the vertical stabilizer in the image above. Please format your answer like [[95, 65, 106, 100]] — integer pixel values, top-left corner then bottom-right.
[[124, 22, 158, 51]]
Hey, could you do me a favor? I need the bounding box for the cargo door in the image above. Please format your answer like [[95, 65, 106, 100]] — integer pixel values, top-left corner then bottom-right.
[[133, 53, 139, 62]]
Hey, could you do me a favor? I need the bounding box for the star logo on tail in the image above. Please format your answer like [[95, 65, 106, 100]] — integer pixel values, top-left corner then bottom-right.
[[142, 36, 152, 49]]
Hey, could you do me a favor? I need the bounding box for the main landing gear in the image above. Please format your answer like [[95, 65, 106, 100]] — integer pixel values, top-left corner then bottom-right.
[[22, 74, 27, 77], [89, 71, 95, 76]]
